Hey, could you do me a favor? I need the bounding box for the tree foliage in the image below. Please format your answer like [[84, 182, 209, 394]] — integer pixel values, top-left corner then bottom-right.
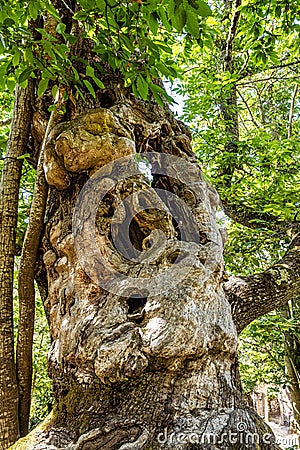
[[176, 0, 300, 402], [0, 0, 212, 104]]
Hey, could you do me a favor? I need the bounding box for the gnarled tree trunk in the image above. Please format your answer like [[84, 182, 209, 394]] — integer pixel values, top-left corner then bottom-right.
[[10, 86, 280, 449]]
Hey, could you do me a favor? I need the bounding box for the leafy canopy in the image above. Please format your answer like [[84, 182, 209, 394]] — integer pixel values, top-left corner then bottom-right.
[[175, 0, 300, 395], [0, 0, 212, 104]]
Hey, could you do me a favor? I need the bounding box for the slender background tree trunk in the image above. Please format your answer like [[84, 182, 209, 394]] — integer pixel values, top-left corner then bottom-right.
[[0, 83, 33, 449], [16, 93, 60, 437]]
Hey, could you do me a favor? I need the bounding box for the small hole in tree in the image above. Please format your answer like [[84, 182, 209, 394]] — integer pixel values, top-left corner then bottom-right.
[[126, 296, 147, 323]]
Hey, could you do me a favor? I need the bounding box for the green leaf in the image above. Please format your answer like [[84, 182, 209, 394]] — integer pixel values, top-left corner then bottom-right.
[[36, 28, 57, 41], [160, 88, 174, 104], [0, 34, 6, 52], [119, 35, 134, 52], [7, 78, 16, 92], [149, 83, 168, 106], [186, 8, 199, 37], [196, 0, 211, 17], [37, 78, 49, 97], [268, 50, 280, 65], [18, 67, 33, 84], [86, 65, 95, 77], [25, 47, 34, 65], [4, 18, 14, 27], [148, 12, 159, 35], [158, 8, 172, 31], [152, 90, 164, 107], [275, 5, 281, 18], [132, 82, 140, 99], [53, 44, 69, 60], [83, 79, 96, 98], [29, 1, 39, 20], [66, 34, 78, 46], [48, 104, 57, 112], [56, 22, 66, 35], [51, 84, 59, 99], [17, 153, 30, 160], [172, 6, 186, 32], [75, 85, 85, 100], [156, 61, 177, 78], [188, 0, 199, 9], [73, 10, 88, 20], [149, 83, 165, 94], [92, 76, 105, 89], [96, 0, 106, 10], [72, 66, 80, 81], [12, 49, 21, 67], [19, 79, 28, 89], [166, 0, 175, 17], [154, 40, 172, 54], [46, 2, 60, 20], [149, 83, 174, 104], [137, 75, 149, 100]]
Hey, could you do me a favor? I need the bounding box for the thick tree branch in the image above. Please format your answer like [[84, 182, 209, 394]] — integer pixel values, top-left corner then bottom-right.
[[225, 234, 300, 333]]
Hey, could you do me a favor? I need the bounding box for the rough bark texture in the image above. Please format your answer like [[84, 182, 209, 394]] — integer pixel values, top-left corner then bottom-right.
[[0, 83, 33, 448], [16, 99, 61, 437], [9, 94, 280, 449], [16, 149, 48, 438]]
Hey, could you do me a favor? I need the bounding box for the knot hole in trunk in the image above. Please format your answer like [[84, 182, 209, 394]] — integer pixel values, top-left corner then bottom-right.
[[126, 296, 147, 324]]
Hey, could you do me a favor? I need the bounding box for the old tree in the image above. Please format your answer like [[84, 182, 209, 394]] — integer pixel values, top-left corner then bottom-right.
[[0, 0, 299, 449]]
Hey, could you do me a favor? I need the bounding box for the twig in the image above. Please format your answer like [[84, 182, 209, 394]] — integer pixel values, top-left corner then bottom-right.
[[288, 83, 299, 139]]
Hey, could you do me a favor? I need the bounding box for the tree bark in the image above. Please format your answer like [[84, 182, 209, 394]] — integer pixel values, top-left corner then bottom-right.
[[16, 92, 61, 437], [0, 83, 33, 449], [9, 92, 280, 449]]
